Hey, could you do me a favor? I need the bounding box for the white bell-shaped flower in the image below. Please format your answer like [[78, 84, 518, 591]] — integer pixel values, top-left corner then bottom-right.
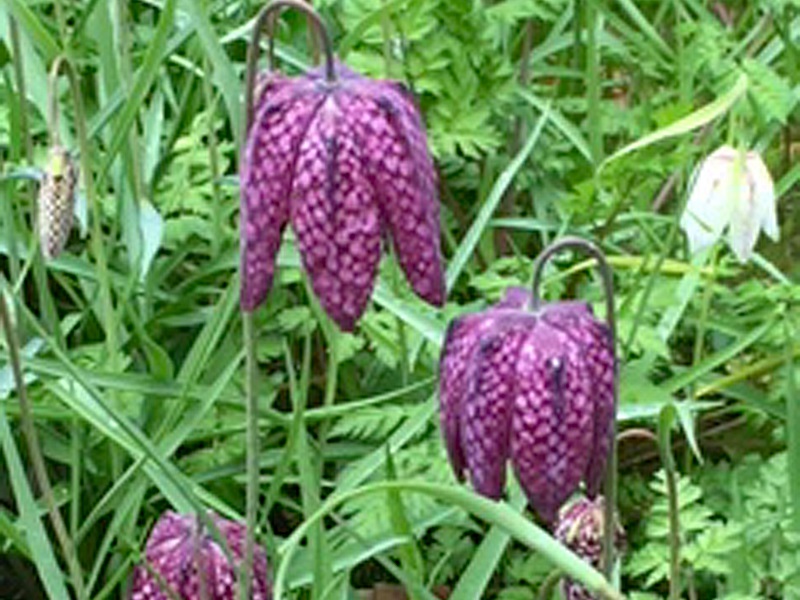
[[680, 145, 779, 262]]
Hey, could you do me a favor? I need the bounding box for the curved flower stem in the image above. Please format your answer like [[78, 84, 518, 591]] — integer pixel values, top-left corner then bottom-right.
[[0, 292, 86, 598], [244, 0, 336, 134], [531, 236, 618, 581], [48, 56, 118, 368]]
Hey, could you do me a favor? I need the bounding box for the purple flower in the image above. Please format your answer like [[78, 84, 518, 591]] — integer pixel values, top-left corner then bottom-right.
[[554, 496, 625, 600], [240, 61, 444, 330], [130, 511, 271, 600], [439, 287, 615, 523]]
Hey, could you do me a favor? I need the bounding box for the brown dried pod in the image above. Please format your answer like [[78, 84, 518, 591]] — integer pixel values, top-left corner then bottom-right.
[[37, 145, 77, 260]]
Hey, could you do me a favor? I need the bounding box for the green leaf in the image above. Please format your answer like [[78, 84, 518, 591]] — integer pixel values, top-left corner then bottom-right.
[[446, 104, 551, 291], [98, 0, 177, 183], [275, 481, 624, 600], [600, 73, 748, 172], [180, 0, 243, 149], [0, 404, 70, 600]]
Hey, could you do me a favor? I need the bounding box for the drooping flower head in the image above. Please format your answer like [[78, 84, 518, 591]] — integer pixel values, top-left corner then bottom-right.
[[439, 238, 616, 523], [37, 144, 77, 260], [240, 1, 444, 330], [680, 144, 779, 262], [130, 511, 272, 600], [554, 496, 625, 600]]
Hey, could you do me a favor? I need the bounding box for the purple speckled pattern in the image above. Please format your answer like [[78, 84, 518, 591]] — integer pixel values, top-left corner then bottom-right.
[[240, 80, 323, 312], [130, 511, 271, 600], [290, 94, 382, 330], [438, 288, 616, 524], [438, 288, 532, 481], [240, 61, 444, 329], [542, 303, 615, 496], [554, 496, 624, 600], [461, 326, 527, 499], [511, 317, 595, 523]]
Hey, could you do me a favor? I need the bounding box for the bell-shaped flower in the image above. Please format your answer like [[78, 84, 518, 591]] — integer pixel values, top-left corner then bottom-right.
[[240, 57, 444, 330], [130, 511, 272, 600], [680, 145, 779, 262], [439, 286, 615, 523], [554, 496, 625, 600]]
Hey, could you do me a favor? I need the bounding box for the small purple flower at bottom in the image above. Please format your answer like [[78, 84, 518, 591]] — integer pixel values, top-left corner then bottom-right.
[[554, 496, 625, 600], [438, 287, 615, 523], [130, 511, 271, 600]]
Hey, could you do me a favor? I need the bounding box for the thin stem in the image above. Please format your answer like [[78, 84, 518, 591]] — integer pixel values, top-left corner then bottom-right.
[[49, 56, 118, 367], [585, 0, 603, 166], [10, 15, 62, 343], [244, 0, 336, 136], [242, 312, 259, 600], [9, 17, 33, 163], [537, 569, 563, 600], [0, 293, 86, 598], [622, 214, 680, 359], [202, 57, 225, 257], [659, 426, 681, 600], [531, 236, 617, 581]]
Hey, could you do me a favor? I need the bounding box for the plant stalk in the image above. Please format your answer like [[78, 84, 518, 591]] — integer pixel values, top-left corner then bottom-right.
[[0, 292, 86, 597], [531, 237, 617, 581], [242, 312, 259, 600]]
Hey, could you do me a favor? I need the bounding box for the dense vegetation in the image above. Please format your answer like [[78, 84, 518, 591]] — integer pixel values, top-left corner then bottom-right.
[[0, 0, 799, 598]]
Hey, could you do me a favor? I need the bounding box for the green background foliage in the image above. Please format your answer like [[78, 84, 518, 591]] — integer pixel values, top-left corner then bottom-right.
[[0, 0, 799, 598]]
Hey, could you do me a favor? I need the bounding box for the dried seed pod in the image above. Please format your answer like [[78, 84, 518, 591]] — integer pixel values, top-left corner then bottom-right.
[[37, 145, 76, 260], [130, 511, 272, 600]]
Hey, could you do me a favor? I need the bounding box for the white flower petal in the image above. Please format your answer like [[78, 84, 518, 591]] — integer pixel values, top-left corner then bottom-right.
[[746, 151, 780, 242], [727, 175, 760, 262], [681, 149, 735, 256]]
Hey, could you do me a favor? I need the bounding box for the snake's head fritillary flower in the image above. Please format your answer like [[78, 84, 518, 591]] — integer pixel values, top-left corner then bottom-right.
[[680, 144, 779, 263], [554, 496, 625, 600], [37, 145, 77, 260], [439, 240, 617, 523], [130, 511, 272, 600], [240, 7, 443, 330]]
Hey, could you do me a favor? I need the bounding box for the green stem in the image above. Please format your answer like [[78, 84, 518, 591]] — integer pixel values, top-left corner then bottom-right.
[[275, 481, 625, 600], [785, 314, 800, 531], [691, 246, 718, 369], [0, 293, 86, 598], [586, 0, 603, 166], [622, 215, 680, 359], [49, 56, 118, 366], [242, 312, 259, 600], [531, 237, 617, 581], [202, 57, 224, 258], [658, 410, 681, 600], [10, 16, 61, 342]]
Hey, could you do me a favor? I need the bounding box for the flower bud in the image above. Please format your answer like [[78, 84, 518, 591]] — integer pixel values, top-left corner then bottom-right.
[[130, 511, 272, 600], [37, 145, 76, 260], [554, 496, 624, 600]]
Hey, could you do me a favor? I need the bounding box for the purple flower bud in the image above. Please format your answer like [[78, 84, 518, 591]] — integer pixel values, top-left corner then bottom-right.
[[438, 288, 615, 523], [241, 60, 444, 330], [130, 511, 271, 600], [554, 496, 625, 600]]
